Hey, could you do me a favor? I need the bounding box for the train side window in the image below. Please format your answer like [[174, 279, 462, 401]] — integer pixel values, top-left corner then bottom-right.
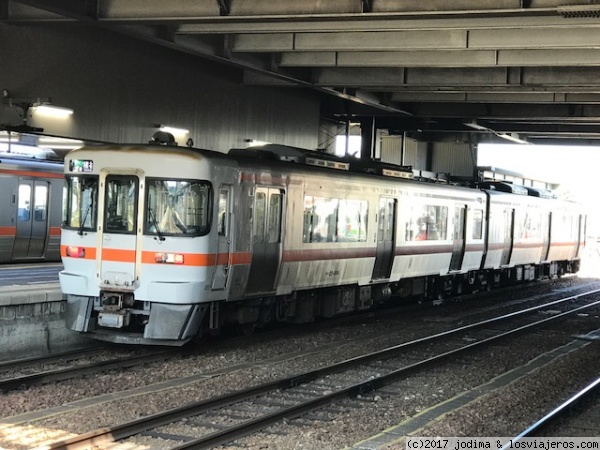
[[34, 184, 48, 221], [254, 192, 266, 244], [267, 193, 282, 244], [407, 204, 448, 241], [472, 209, 483, 239], [17, 184, 31, 222], [302, 196, 340, 243], [217, 190, 228, 236], [338, 200, 368, 242], [453, 206, 465, 240], [303, 196, 315, 243], [518, 211, 542, 239]]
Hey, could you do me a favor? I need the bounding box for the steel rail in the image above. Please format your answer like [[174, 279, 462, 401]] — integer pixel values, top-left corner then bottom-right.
[[0, 348, 176, 392], [40, 289, 600, 450], [173, 298, 600, 450], [502, 375, 600, 448], [0, 345, 109, 371]]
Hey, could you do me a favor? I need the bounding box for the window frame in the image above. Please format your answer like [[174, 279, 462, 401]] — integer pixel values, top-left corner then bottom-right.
[[144, 177, 212, 237], [62, 175, 99, 232]]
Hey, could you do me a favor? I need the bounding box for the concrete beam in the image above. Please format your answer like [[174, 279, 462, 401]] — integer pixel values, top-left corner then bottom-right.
[[177, 16, 600, 35], [232, 27, 600, 53], [313, 67, 600, 88], [295, 30, 467, 51], [282, 49, 600, 68], [335, 50, 497, 67], [469, 27, 600, 49], [498, 49, 600, 66], [232, 33, 294, 52], [406, 102, 600, 120], [391, 92, 600, 104]]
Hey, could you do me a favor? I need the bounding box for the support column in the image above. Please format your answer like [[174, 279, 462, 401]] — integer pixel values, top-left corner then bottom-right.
[[360, 117, 376, 160]]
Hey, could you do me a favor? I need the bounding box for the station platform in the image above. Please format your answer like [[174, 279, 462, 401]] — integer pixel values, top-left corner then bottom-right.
[[0, 278, 90, 360]]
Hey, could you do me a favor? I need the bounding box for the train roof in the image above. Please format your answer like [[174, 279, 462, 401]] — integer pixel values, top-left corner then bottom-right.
[[229, 144, 417, 180], [480, 181, 557, 199], [0, 151, 63, 172], [66, 143, 561, 201]]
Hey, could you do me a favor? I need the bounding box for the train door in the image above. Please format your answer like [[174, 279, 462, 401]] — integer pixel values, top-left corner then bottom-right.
[[246, 187, 284, 295], [211, 186, 232, 290], [575, 214, 585, 257], [449, 204, 467, 271], [12, 179, 49, 259], [542, 212, 552, 261], [500, 208, 515, 266], [98, 173, 139, 289], [371, 197, 396, 280]]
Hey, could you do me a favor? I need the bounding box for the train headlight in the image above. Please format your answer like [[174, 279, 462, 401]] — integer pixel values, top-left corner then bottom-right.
[[154, 252, 184, 264], [66, 246, 85, 258]]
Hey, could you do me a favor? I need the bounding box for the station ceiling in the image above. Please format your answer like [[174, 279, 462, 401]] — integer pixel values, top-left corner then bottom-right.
[[5, 0, 600, 145]]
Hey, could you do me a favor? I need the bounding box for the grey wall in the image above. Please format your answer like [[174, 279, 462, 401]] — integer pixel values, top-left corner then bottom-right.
[[0, 23, 321, 152]]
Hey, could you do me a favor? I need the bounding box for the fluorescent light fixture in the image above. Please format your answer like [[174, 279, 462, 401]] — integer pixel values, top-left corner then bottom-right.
[[159, 126, 189, 135], [38, 136, 84, 150], [465, 121, 490, 132], [34, 104, 74, 118], [465, 121, 529, 145], [495, 133, 530, 145], [245, 139, 271, 147]]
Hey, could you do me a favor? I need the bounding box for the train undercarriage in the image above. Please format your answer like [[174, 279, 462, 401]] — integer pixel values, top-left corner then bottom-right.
[[67, 259, 579, 346], [211, 259, 579, 338]]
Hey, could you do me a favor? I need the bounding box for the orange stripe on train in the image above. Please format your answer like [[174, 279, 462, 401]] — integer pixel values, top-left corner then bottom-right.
[[0, 226, 16, 236], [0, 227, 60, 237], [0, 168, 63, 179], [102, 248, 136, 263], [61, 245, 252, 266]]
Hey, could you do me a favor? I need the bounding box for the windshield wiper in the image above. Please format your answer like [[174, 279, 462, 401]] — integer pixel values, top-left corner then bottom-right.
[[148, 208, 165, 241], [78, 202, 92, 236]]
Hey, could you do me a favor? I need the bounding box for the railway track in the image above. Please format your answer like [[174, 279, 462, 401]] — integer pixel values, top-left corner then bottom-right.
[[0, 346, 179, 392], [505, 375, 600, 444], [38, 288, 600, 450], [5, 279, 590, 396]]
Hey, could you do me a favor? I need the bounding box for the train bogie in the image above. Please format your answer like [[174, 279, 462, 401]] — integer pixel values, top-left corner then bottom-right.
[[59, 144, 585, 345]]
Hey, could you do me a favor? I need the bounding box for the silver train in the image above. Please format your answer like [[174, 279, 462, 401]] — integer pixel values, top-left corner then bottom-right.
[[60, 144, 585, 345], [0, 151, 63, 263]]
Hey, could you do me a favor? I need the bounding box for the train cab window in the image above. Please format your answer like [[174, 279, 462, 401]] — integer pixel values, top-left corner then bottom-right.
[[63, 176, 98, 230], [145, 179, 211, 237]]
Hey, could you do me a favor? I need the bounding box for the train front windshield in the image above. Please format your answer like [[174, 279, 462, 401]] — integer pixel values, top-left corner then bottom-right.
[[63, 176, 99, 231], [145, 179, 211, 236]]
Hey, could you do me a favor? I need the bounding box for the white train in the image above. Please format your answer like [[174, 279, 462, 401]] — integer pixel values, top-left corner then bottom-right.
[[60, 144, 585, 345], [0, 151, 63, 263]]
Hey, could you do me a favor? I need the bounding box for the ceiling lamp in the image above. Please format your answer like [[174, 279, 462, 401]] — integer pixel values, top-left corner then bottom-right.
[[34, 104, 74, 118], [159, 125, 189, 135]]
